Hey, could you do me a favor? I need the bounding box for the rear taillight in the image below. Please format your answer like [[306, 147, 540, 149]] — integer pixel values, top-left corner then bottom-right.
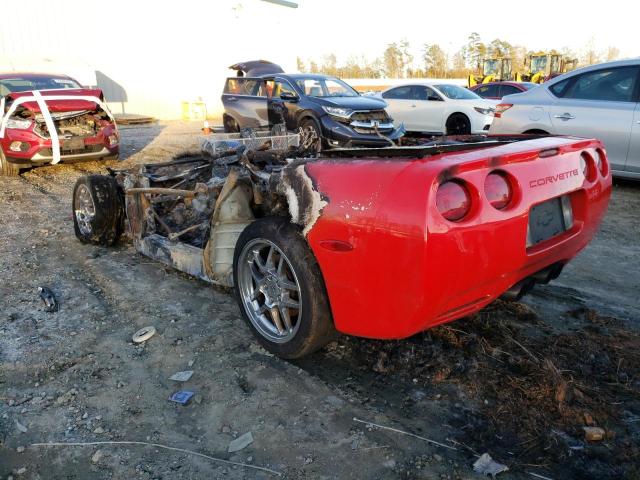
[[580, 152, 596, 182], [494, 103, 513, 118], [436, 181, 471, 222], [595, 148, 608, 176], [484, 172, 512, 210]]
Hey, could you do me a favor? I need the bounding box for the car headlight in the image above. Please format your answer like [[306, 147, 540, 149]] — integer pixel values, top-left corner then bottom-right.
[[322, 106, 353, 119], [474, 107, 495, 116], [6, 118, 33, 129]]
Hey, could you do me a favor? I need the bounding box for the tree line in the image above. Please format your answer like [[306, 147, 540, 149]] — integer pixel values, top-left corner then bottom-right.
[[296, 33, 621, 79]]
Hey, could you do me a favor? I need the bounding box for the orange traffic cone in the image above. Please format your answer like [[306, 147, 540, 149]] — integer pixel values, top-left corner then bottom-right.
[[202, 120, 211, 135]]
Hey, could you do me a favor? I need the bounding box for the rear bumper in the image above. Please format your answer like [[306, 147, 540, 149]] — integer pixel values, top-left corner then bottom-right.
[[306, 138, 612, 339], [319, 114, 404, 147]]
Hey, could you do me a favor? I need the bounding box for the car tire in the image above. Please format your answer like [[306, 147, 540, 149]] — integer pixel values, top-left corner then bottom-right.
[[233, 216, 336, 359], [223, 115, 240, 133], [0, 150, 21, 176], [300, 117, 322, 152], [72, 175, 124, 246], [446, 113, 471, 135]]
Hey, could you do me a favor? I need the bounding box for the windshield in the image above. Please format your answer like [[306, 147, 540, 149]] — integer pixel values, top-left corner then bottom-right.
[[295, 77, 359, 98], [434, 84, 481, 100], [530, 56, 548, 74], [0, 75, 82, 96], [483, 59, 501, 77]]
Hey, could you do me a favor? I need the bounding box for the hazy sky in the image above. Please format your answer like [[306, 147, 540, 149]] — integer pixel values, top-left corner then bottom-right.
[[290, 0, 638, 65]]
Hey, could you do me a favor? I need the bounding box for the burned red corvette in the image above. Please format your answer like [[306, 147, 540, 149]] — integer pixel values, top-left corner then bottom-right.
[[71, 129, 611, 358], [0, 73, 118, 175]]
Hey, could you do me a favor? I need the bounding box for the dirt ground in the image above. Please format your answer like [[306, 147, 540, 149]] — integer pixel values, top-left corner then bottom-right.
[[1, 122, 638, 480]]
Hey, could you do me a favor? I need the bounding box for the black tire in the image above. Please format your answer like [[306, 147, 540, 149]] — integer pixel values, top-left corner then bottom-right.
[[446, 113, 471, 135], [300, 117, 322, 152], [72, 175, 124, 246], [223, 114, 240, 133], [523, 129, 549, 135], [233, 217, 335, 359], [0, 150, 21, 176]]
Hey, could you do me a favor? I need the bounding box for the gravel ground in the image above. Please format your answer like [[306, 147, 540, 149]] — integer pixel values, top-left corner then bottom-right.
[[0, 122, 638, 479]]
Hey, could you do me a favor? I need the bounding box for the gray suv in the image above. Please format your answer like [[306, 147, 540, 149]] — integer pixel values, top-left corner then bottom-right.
[[489, 59, 640, 179]]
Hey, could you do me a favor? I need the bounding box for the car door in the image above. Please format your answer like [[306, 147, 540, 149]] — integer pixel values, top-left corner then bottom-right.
[[627, 102, 640, 175], [411, 86, 445, 133], [381, 86, 417, 130], [548, 66, 639, 172], [221, 77, 268, 129], [267, 77, 300, 130]]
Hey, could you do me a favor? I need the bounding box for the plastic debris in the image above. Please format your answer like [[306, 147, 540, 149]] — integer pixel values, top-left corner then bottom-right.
[[583, 426, 605, 442], [228, 432, 254, 453], [169, 370, 194, 382], [169, 390, 195, 405], [38, 286, 58, 312], [132, 326, 157, 343], [16, 420, 28, 433], [473, 453, 509, 477]]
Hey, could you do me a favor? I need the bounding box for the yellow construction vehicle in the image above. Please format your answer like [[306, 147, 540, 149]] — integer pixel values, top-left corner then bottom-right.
[[516, 52, 578, 83], [468, 57, 513, 87]]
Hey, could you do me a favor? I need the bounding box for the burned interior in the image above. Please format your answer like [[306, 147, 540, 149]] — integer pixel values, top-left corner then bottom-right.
[[94, 126, 323, 287]]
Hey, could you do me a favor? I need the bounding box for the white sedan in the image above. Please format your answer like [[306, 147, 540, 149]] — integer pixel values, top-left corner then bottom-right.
[[378, 82, 495, 135]]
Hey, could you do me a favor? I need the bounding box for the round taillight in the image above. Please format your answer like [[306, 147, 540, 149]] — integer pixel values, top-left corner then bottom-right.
[[596, 148, 608, 176], [484, 172, 512, 210], [580, 152, 596, 182], [436, 180, 471, 222]]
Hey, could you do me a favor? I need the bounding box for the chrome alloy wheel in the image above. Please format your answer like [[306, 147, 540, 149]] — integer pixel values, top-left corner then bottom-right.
[[74, 184, 96, 236], [237, 239, 302, 343]]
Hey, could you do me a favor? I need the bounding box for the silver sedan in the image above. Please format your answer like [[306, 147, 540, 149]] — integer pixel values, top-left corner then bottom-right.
[[489, 59, 640, 179]]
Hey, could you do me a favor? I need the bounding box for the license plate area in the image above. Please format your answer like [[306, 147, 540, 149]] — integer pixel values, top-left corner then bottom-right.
[[527, 195, 573, 247], [62, 137, 85, 151]]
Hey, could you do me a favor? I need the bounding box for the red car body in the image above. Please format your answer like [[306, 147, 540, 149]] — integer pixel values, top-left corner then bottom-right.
[[0, 73, 118, 170], [470, 81, 537, 100], [305, 136, 611, 339]]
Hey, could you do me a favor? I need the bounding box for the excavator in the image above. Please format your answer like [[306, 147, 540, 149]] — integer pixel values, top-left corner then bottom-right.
[[467, 57, 513, 87], [515, 52, 578, 83]]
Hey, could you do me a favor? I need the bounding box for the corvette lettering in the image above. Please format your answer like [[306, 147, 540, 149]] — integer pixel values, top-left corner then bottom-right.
[[529, 168, 579, 188]]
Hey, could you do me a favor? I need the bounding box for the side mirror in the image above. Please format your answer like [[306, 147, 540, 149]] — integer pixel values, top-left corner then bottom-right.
[[280, 92, 299, 102]]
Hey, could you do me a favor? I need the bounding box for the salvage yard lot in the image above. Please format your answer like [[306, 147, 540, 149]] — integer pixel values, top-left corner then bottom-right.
[[1, 122, 639, 479]]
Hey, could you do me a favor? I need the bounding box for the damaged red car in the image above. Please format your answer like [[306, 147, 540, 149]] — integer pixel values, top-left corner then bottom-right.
[[0, 73, 119, 176], [71, 129, 611, 358]]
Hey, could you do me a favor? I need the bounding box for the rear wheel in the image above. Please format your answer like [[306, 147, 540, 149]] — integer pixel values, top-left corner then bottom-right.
[[0, 150, 21, 176], [73, 175, 124, 246], [233, 217, 335, 358], [446, 113, 471, 135]]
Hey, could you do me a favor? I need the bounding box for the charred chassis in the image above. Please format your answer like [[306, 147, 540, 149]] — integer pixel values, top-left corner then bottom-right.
[[72, 129, 611, 358]]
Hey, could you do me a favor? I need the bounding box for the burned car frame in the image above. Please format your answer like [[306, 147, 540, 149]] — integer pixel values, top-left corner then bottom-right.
[[72, 128, 611, 358]]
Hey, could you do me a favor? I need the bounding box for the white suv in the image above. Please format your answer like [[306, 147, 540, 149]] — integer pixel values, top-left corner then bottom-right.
[[489, 59, 640, 179]]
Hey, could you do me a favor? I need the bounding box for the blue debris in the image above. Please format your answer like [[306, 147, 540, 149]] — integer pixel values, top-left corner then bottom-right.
[[169, 390, 195, 405]]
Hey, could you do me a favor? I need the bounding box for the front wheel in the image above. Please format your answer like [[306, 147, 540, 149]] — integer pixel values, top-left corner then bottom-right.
[[299, 118, 322, 153], [446, 113, 471, 135], [233, 217, 335, 358]]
